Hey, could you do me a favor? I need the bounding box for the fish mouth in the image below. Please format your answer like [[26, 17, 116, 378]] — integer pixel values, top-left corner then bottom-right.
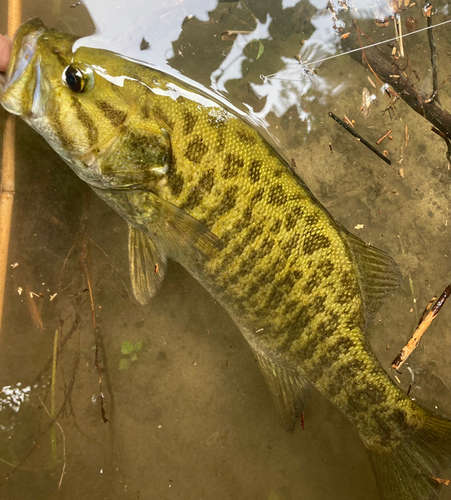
[[0, 19, 47, 116]]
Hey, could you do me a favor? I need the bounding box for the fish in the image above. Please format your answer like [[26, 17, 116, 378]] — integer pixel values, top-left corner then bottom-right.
[[1, 18, 450, 500]]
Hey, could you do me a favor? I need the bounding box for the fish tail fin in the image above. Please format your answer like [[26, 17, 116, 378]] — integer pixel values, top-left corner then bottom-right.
[[366, 406, 451, 500]]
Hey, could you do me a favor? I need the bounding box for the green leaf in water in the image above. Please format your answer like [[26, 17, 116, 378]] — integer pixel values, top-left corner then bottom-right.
[[134, 340, 143, 352], [256, 41, 264, 60], [121, 341, 134, 355], [130, 353, 139, 362], [119, 358, 131, 371]]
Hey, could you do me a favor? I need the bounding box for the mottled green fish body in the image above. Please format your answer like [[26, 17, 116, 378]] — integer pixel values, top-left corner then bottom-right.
[[1, 19, 450, 500]]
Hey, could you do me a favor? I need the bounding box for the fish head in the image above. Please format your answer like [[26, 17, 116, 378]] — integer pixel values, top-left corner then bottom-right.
[[1, 19, 170, 190], [1, 19, 87, 159]]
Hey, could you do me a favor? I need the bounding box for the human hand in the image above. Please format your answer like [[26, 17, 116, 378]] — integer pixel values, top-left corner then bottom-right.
[[0, 34, 13, 72]]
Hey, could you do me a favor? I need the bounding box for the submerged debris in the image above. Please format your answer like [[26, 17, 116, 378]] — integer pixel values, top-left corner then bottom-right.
[[328, 112, 391, 165], [221, 30, 252, 41], [392, 285, 451, 370], [140, 38, 150, 51], [361, 87, 376, 119], [376, 129, 393, 145]]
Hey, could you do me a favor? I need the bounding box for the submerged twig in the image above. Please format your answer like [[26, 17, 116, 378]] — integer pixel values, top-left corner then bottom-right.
[[328, 112, 391, 165], [23, 283, 44, 331], [376, 129, 393, 145], [431, 126, 451, 162], [79, 194, 108, 423], [392, 285, 451, 370], [83, 238, 108, 424], [50, 329, 59, 459], [37, 394, 67, 489], [341, 25, 451, 142], [425, 75, 450, 104], [429, 475, 450, 486], [221, 30, 252, 41], [424, 2, 440, 104], [394, 14, 404, 58]]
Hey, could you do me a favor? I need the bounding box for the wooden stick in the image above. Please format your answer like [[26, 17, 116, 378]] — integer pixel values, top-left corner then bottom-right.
[[0, 116, 15, 332], [392, 285, 451, 370], [8, 0, 22, 39], [394, 14, 404, 58], [50, 329, 59, 459], [424, 3, 440, 105], [0, 0, 22, 332], [429, 476, 450, 486], [328, 112, 391, 165], [376, 128, 393, 145], [425, 75, 450, 104]]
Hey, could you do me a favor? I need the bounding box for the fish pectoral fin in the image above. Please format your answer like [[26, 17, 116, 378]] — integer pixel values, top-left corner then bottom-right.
[[129, 226, 168, 305], [145, 193, 224, 263], [343, 231, 402, 326], [253, 348, 311, 433]]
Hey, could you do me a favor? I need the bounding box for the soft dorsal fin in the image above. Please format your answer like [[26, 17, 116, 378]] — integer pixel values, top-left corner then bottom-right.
[[252, 348, 311, 433], [128, 226, 168, 305], [342, 231, 402, 325]]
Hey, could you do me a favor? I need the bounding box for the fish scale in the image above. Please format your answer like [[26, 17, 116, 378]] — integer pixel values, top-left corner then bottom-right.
[[1, 19, 450, 500], [147, 92, 415, 444]]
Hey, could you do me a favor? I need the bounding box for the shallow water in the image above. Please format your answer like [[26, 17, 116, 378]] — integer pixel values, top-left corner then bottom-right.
[[0, 1, 450, 499]]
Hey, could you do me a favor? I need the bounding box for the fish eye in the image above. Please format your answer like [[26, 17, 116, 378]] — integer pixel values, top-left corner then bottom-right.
[[62, 64, 94, 93]]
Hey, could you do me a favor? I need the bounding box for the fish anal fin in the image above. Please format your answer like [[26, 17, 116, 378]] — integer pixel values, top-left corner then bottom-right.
[[343, 231, 402, 325], [129, 226, 167, 305], [253, 348, 311, 433]]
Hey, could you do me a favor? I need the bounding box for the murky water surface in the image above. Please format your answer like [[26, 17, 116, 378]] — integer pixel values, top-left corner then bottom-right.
[[1, 1, 450, 499]]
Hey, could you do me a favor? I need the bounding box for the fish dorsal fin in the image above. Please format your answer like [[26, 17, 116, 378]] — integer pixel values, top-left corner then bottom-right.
[[141, 192, 224, 264], [128, 226, 167, 305], [252, 348, 311, 433], [342, 231, 402, 325]]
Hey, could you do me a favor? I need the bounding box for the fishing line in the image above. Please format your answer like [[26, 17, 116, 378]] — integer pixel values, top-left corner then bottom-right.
[[261, 19, 451, 81]]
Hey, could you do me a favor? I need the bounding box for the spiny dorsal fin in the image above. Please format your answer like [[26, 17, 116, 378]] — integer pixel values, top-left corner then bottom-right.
[[343, 231, 402, 325], [128, 226, 167, 305], [252, 348, 311, 433]]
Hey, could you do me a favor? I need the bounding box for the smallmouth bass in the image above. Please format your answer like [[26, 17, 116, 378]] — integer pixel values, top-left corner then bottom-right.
[[1, 19, 450, 500]]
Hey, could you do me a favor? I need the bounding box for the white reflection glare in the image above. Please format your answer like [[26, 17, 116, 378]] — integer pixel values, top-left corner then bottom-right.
[[0, 383, 31, 413], [211, 15, 272, 93], [249, 9, 343, 128], [76, 0, 270, 129], [74, 0, 217, 70], [309, 0, 394, 21]]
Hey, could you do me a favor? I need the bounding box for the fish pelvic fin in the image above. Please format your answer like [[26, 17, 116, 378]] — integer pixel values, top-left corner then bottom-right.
[[366, 406, 451, 500], [342, 231, 402, 326], [128, 226, 168, 305], [253, 348, 310, 433]]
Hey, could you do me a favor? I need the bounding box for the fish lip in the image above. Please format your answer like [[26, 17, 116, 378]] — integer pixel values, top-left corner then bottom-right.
[[5, 19, 47, 83], [0, 19, 46, 115], [6, 32, 41, 90]]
